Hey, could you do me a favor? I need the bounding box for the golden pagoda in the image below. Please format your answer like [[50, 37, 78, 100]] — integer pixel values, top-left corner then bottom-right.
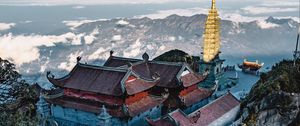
[[203, 0, 221, 62]]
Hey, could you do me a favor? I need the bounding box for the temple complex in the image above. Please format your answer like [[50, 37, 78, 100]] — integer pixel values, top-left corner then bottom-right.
[[41, 52, 212, 126], [35, 0, 244, 126]]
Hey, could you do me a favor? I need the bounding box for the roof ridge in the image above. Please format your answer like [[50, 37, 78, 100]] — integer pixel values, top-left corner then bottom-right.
[[149, 61, 185, 66], [78, 63, 128, 72], [111, 56, 143, 61]]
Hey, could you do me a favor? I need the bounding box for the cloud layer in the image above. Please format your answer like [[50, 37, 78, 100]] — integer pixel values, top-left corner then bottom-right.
[[0, 23, 16, 31], [0, 31, 99, 66], [242, 6, 298, 15]]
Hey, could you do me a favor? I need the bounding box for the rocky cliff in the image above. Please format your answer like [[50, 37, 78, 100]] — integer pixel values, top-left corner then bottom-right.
[[237, 59, 300, 126]]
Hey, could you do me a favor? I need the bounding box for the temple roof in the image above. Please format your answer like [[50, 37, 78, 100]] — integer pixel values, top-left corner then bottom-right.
[[103, 56, 142, 67], [146, 118, 174, 126], [179, 86, 213, 107], [188, 92, 240, 125], [132, 61, 184, 88], [241, 61, 263, 69], [105, 54, 186, 88], [47, 63, 128, 96], [125, 76, 157, 95], [147, 92, 240, 126], [180, 73, 206, 87], [47, 54, 207, 96], [127, 94, 168, 117]]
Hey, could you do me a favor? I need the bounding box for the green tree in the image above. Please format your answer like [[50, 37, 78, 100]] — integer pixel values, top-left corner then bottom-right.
[[0, 57, 39, 126]]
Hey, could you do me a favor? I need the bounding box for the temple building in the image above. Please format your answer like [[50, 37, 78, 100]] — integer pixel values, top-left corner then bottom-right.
[[238, 59, 264, 75], [146, 92, 240, 126], [199, 0, 225, 88], [42, 52, 212, 126]]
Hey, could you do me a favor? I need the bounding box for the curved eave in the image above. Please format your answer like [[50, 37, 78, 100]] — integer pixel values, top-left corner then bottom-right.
[[46, 63, 80, 87], [47, 76, 66, 87], [125, 73, 159, 95]]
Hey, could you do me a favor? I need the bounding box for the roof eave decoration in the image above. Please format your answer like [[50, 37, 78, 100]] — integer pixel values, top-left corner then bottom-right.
[[46, 71, 65, 87]]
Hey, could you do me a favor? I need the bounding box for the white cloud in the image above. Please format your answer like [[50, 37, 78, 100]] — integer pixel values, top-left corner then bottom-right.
[[136, 7, 266, 23], [242, 6, 298, 15], [19, 20, 32, 24], [0, 23, 16, 31], [112, 35, 122, 41], [136, 7, 299, 23], [261, 1, 299, 7], [256, 21, 280, 29], [0, 32, 90, 66], [136, 7, 209, 19], [123, 39, 142, 57], [58, 51, 83, 71], [116, 19, 129, 25], [63, 19, 107, 30], [72, 5, 85, 9], [168, 36, 176, 41], [221, 13, 266, 22], [40, 59, 49, 73], [88, 47, 110, 60]]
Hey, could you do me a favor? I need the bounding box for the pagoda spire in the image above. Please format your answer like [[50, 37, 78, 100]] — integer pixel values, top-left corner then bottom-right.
[[211, 0, 216, 9], [202, 0, 221, 62]]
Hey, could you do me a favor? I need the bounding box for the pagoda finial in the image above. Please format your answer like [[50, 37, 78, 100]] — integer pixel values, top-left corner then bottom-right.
[[212, 0, 216, 9]]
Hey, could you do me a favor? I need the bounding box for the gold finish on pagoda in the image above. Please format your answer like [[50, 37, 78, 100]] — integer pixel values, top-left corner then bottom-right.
[[203, 0, 221, 62]]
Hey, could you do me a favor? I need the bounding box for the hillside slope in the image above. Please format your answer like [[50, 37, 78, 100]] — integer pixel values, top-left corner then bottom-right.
[[237, 59, 300, 125]]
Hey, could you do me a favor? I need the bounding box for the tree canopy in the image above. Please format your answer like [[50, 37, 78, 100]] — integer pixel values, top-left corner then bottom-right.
[[0, 58, 39, 126]]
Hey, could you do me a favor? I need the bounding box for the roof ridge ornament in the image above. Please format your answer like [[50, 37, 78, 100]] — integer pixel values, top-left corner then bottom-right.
[[46, 71, 55, 79], [110, 50, 114, 56], [76, 56, 82, 63], [142, 52, 149, 61]]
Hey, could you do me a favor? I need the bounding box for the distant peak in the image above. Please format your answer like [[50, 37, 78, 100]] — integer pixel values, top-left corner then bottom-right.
[[166, 14, 181, 19]]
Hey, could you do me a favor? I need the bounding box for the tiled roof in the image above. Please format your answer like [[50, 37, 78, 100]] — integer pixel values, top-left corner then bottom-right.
[[189, 92, 240, 126], [179, 85, 213, 107], [131, 61, 184, 88], [63, 89, 124, 106], [127, 95, 167, 117], [104, 55, 188, 88], [48, 63, 128, 96], [46, 96, 126, 117], [146, 118, 174, 126], [181, 73, 206, 87], [169, 110, 193, 126], [125, 76, 157, 95], [103, 56, 142, 67], [147, 93, 240, 126]]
